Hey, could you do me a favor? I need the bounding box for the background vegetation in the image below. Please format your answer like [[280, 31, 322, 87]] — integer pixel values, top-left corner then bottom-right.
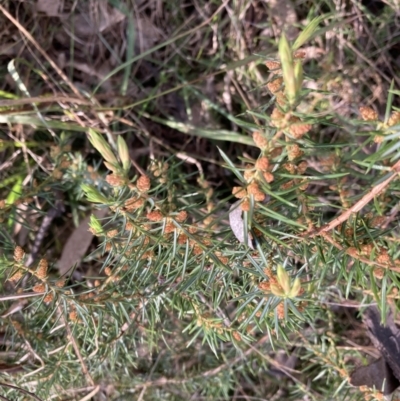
[[0, 0, 400, 400]]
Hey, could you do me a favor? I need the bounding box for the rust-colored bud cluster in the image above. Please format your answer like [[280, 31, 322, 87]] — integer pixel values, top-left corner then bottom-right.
[[288, 117, 312, 139], [267, 77, 283, 94], [388, 110, 400, 126], [373, 268, 385, 279], [265, 61, 281, 71], [359, 106, 378, 121], [14, 246, 25, 262], [175, 210, 188, 222], [252, 131, 268, 149], [44, 293, 54, 303], [255, 157, 269, 171], [294, 50, 306, 59], [106, 229, 118, 238], [33, 283, 46, 293], [9, 270, 23, 282], [247, 181, 266, 202], [150, 161, 169, 184], [147, 210, 163, 222], [270, 107, 286, 129], [287, 144, 303, 161], [55, 279, 66, 288], [232, 331, 242, 342], [106, 173, 125, 187], [136, 175, 151, 192], [124, 197, 145, 212], [276, 302, 285, 319], [232, 155, 276, 211], [270, 108, 311, 140], [36, 259, 48, 279]]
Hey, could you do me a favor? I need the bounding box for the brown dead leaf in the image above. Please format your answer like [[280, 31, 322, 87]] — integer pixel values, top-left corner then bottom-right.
[[57, 209, 108, 276], [36, 0, 61, 17]]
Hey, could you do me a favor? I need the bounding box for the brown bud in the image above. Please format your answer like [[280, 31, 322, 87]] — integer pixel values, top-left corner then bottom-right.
[[276, 302, 285, 319], [258, 281, 271, 291], [346, 247, 358, 257], [247, 181, 261, 195], [232, 186, 247, 199], [69, 310, 78, 321], [297, 161, 308, 174], [373, 268, 385, 279], [270, 147, 283, 158], [164, 222, 176, 234], [125, 222, 134, 231], [359, 106, 378, 121], [243, 166, 255, 182], [377, 251, 390, 264], [137, 175, 151, 192], [287, 144, 303, 161], [124, 197, 145, 211], [284, 163, 296, 174], [270, 108, 285, 128], [265, 61, 281, 70], [55, 279, 66, 288], [106, 229, 118, 238], [44, 293, 54, 303], [247, 182, 265, 202], [370, 216, 385, 228], [241, 199, 250, 211], [175, 210, 188, 223], [255, 157, 269, 171], [267, 77, 283, 94], [263, 172, 274, 183], [252, 132, 268, 149], [388, 111, 400, 126], [33, 283, 46, 293], [299, 180, 309, 190], [232, 331, 242, 341], [14, 246, 25, 262], [147, 210, 163, 222], [106, 174, 124, 187], [275, 92, 287, 106], [294, 50, 306, 59], [9, 270, 23, 282], [178, 234, 188, 244], [289, 121, 312, 139], [280, 180, 294, 190], [36, 259, 48, 279]]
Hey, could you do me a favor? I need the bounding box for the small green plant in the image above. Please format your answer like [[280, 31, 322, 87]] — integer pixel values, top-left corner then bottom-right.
[[1, 6, 400, 401]]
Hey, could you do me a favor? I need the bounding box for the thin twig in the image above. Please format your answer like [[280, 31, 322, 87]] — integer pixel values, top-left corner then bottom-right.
[[311, 159, 400, 237], [0, 293, 41, 301], [0, 5, 82, 98], [26, 191, 65, 267], [0, 96, 93, 107], [133, 334, 270, 390], [57, 305, 95, 387], [0, 382, 44, 401], [77, 386, 100, 401], [320, 231, 400, 273]]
